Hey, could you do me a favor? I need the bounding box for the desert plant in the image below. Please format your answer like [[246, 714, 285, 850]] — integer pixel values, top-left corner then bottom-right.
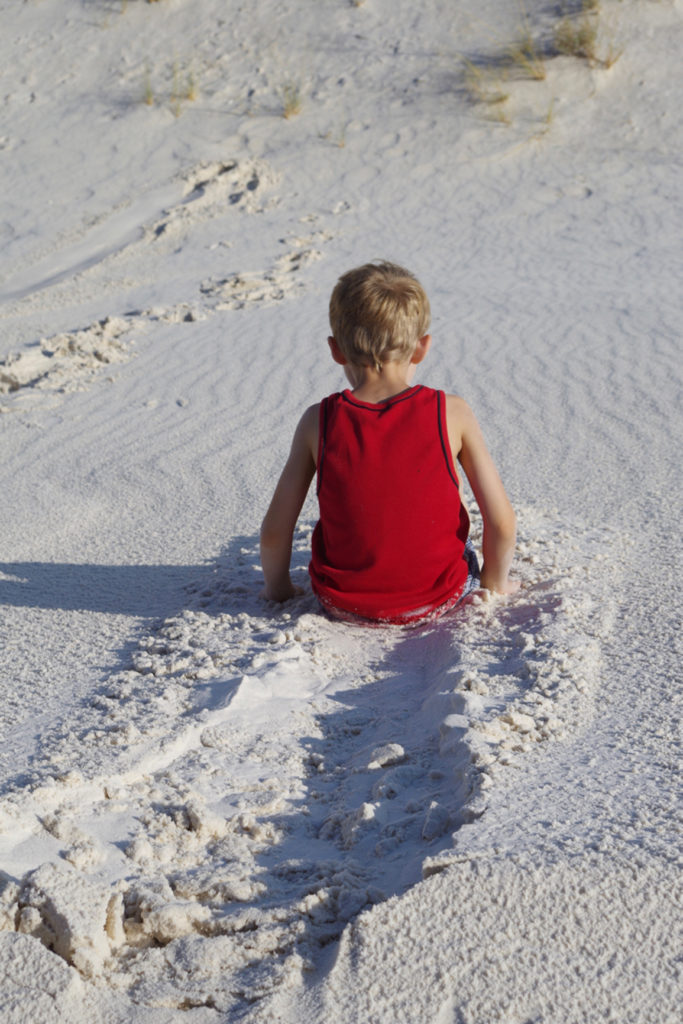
[[554, 14, 598, 61], [142, 60, 199, 114], [505, 2, 547, 79], [143, 66, 154, 106], [554, 1, 621, 68], [507, 27, 546, 79], [462, 58, 509, 106], [185, 70, 198, 102], [543, 97, 555, 127], [280, 81, 303, 119], [483, 103, 511, 126], [170, 60, 182, 116], [321, 122, 348, 147], [599, 40, 623, 69]]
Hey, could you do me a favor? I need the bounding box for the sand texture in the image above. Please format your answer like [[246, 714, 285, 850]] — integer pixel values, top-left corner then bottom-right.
[[0, 1, 681, 1021]]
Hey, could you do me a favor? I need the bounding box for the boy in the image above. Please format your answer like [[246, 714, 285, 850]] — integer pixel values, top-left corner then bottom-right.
[[260, 261, 518, 624]]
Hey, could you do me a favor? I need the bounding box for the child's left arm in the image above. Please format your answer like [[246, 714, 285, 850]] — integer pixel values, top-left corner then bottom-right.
[[260, 404, 318, 601], [446, 394, 519, 595]]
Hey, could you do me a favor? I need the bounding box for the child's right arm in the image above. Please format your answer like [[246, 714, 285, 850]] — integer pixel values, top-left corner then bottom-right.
[[446, 395, 519, 594], [260, 404, 318, 602]]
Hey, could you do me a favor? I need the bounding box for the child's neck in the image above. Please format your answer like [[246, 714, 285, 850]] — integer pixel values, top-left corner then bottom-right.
[[346, 361, 415, 404]]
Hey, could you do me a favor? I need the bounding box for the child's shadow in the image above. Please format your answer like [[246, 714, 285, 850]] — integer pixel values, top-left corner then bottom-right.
[[0, 529, 269, 618], [0, 560, 205, 617]]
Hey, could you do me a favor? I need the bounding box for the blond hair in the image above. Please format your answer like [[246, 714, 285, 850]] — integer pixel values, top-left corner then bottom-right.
[[329, 261, 431, 373]]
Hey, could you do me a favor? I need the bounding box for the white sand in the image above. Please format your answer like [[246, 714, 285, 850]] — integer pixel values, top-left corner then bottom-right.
[[0, 1, 681, 1021]]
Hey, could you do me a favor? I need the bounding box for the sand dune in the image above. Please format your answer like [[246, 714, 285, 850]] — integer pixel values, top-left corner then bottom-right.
[[0, 1, 681, 1021]]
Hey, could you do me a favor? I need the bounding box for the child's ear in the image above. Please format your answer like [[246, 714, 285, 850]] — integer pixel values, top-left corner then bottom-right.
[[410, 334, 431, 365], [328, 337, 348, 365]]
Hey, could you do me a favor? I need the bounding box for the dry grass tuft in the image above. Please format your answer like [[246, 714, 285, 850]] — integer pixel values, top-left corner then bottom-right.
[[170, 61, 198, 116], [507, 27, 547, 80], [554, 15, 598, 62], [459, 0, 624, 130], [141, 60, 199, 114], [462, 59, 510, 106], [185, 71, 199, 103], [321, 122, 348, 148], [554, 1, 621, 68], [280, 81, 303, 119], [143, 66, 154, 106]]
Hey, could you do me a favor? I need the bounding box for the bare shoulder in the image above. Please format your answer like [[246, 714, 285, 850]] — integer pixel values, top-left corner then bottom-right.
[[444, 393, 477, 457], [296, 402, 320, 431], [292, 402, 320, 463], [299, 402, 320, 437], [444, 393, 474, 419]]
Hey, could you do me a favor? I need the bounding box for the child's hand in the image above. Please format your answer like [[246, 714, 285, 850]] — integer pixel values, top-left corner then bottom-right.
[[260, 582, 304, 603], [479, 572, 521, 595]]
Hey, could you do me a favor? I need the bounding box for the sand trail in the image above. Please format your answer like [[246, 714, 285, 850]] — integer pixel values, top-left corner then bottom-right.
[[0, 0, 681, 1020], [0, 508, 621, 1016]]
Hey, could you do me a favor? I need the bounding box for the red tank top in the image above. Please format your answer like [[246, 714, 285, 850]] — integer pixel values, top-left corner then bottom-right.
[[309, 385, 470, 622]]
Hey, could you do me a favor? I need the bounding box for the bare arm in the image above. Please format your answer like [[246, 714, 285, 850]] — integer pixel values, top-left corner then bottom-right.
[[260, 404, 318, 601], [446, 395, 518, 594]]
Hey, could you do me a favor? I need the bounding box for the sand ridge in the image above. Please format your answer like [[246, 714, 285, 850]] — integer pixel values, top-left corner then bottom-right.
[[0, 0, 681, 1020]]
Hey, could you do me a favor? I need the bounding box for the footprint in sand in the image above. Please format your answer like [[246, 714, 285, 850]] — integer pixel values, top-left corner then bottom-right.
[[200, 230, 333, 311], [148, 158, 280, 243]]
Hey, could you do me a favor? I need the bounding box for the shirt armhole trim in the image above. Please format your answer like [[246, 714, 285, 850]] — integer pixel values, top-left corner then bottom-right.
[[316, 397, 329, 496], [437, 390, 460, 490]]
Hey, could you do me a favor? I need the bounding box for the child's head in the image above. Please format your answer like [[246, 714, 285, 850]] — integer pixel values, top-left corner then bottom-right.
[[329, 261, 431, 373]]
